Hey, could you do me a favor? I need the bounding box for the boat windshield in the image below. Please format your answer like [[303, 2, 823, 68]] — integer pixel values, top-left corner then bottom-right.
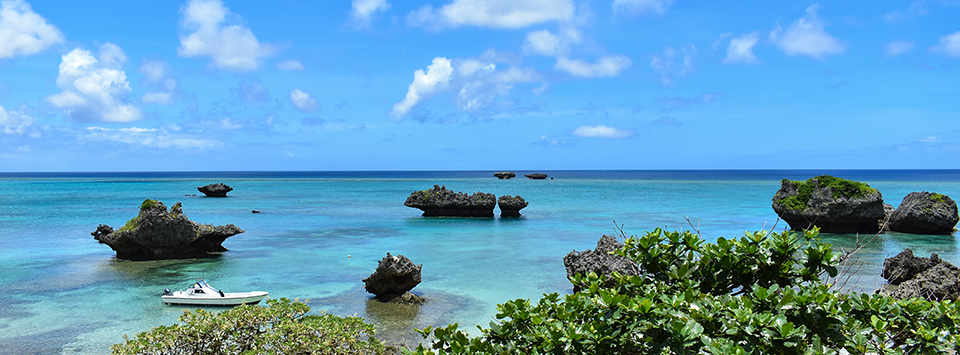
[[194, 280, 220, 293]]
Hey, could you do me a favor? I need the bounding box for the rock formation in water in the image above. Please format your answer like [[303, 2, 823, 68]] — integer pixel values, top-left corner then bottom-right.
[[198, 183, 233, 197], [563, 235, 639, 292], [524, 173, 548, 180], [771, 175, 886, 233], [497, 195, 528, 217], [92, 199, 243, 260], [404, 185, 496, 217], [887, 192, 959, 234], [879, 249, 960, 301], [494, 172, 516, 179], [363, 253, 424, 304]]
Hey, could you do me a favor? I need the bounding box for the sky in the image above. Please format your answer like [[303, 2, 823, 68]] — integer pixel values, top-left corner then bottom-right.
[[0, 0, 958, 171]]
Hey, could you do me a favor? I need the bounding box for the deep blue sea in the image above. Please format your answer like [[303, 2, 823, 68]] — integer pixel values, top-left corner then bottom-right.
[[1, 170, 959, 354]]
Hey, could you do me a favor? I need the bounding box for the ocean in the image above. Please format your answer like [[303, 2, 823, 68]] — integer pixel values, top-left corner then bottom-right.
[[1, 170, 958, 353]]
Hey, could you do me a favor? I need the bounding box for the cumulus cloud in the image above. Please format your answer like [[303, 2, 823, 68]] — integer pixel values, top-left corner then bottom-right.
[[723, 32, 760, 64], [572, 124, 633, 138], [178, 0, 274, 72], [555, 55, 632, 78], [612, 0, 673, 16], [276, 59, 305, 71], [408, 0, 574, 29], [390, 53, 539, 121], [650, 45, 697, 86], [289, 88, 320, 112], [770, 4, 846, 59], [84, 126, 222, 149], [0, 105, 35, 135], [139, 59, 177, 105], [523, 28, 582, 56], [46, 44, 141, 123], [885, 40, 915, 57], [0, 0, 63, 59], [930, 31, 960, 58], [349, 0, 390, 28]]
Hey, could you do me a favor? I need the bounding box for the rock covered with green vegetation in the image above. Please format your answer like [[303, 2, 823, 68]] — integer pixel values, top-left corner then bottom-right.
[[412, 228, 960, 354], [404, 185, 496, 217], [887, 191, 959, 234], [772, 175, 886, 233], [497, 195, 528, 217], [92, 199, 243, 260]]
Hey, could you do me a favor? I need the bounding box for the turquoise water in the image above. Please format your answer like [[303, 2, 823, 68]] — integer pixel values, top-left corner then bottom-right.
[[1, 170, 958, 353]]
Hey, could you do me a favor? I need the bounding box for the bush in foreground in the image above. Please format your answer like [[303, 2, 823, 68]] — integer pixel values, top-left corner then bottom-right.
[[112, 298, 385, 355], [413, 228, 960, 354]]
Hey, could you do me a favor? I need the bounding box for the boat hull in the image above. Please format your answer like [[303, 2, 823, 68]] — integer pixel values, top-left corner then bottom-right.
[[161, 291, 268, 306]]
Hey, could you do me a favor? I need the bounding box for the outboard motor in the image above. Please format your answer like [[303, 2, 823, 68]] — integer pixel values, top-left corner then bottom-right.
[[163, 288, 172, 296]]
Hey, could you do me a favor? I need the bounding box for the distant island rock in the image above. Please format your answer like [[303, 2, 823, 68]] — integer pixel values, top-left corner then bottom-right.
[[524, 173, 548, 180], [198, 183, 233, 197], [563, 235, 638, 293], [494, 172, 516, 179], [771, 175, 886, 234], [497, 195, 528, 217], [879, 249, 960, 301], [92, 199, 244, 260], [887, 192, 959, 234], [404, 185, 496, 217], [363, 253, 424, 304]]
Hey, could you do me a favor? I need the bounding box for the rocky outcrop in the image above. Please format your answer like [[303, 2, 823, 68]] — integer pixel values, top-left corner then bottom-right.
[[363, 253, 424, 303], [524, 173, 548, 180], [879, 249, 960, 301], [494, 172, 516, 179], [563, 235, 639, 292], [887, 192, 959, 234], [772, 175, 886, 233], [404, 185, 496, 217], [198, 183, 233, 197], [498, 195, 528, 217], [92, 199, 244, 260]]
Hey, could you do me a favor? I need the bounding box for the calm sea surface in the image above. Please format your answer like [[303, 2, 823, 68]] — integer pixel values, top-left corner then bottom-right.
[[1, 170, 959, 353]]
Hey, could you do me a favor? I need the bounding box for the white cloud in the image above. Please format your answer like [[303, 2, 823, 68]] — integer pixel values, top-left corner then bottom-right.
[[883, 1, 928, 24], [0, 0, 63, 59], [770, 4, 846, 59], [178, 0, 274, 72], [349, 0, 390, 28], [390, 57, 453, 120], [408, 0, 574, 29], [723, 32, 759, 64], [523, 28, 582, 56], [650, 45, 697, 86], [46, 44, 141, 123], [142, 92, 174, 105], [885, 40, 915, 57], [0, 105, 35, 135], [572, 124, 633, 138], [84, 126, 222, 150], [139, 59, 177, 105], [555, 55, 632, 78], [612, 0, 673, 16], [289, 88, 320, 112], [930, 31, 960, 58], [276, 59, 305, 71]]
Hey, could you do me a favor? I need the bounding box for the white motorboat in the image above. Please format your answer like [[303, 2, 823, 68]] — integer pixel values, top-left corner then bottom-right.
[[162, 279, 268, 306]]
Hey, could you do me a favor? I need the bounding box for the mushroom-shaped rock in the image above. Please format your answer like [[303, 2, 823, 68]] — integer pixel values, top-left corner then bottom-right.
[[497, 195, 528, 217], [404, 185, 496, 217], [524, 173, 548, 180], [887, 192, 959, 234], [563, 235, 639, 292], [880, 249, 960, 301], [363, 253, 423, 303], [494, 172, 516, 179], [92, 199, 243, 260], [771, 175, 885, 233], [197, 183, 233, 197]]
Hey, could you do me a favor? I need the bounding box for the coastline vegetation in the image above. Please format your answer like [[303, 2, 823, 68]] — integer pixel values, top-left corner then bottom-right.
[[778, 175, 878, 211]]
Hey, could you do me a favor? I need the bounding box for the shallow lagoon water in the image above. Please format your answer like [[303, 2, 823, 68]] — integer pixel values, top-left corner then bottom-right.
[[0, 170, 958, 354]]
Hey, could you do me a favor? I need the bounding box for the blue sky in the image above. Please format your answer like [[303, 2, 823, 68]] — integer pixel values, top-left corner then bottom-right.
[[0, 0, 958, 171]]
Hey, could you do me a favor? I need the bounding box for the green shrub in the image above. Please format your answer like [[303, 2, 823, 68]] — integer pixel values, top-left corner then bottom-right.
[[112, 298, 385, 355], [411, 228, 960, 354], [778, 176, 878, 211]]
